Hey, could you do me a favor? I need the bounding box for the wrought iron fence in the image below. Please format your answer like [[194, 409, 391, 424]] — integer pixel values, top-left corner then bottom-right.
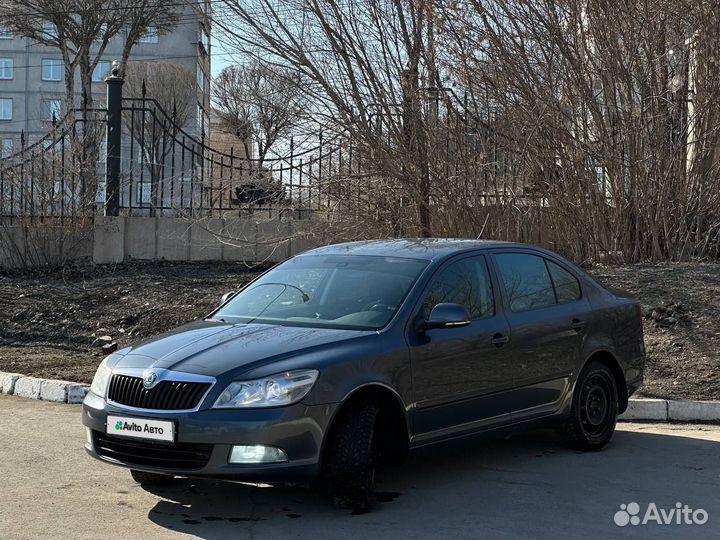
[[0, 108, 107, 225], [115, 92, 365, 220], [1, 70, 532, 229]]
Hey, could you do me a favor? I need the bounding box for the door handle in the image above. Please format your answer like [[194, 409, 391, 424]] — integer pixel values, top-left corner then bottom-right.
[[491, 333, 510, 347], [571, 318, 586, 333]]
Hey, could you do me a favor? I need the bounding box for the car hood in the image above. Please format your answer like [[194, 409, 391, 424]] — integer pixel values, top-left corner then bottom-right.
[[110, 320, 374, 377]]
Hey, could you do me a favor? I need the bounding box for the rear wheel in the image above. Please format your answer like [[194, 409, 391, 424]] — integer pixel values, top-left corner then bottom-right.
[[130, 469, 175, 486], [563, 361, 618, 451], [330, 400, 379, 511]]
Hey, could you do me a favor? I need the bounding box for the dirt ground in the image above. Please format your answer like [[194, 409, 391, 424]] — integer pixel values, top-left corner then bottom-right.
[[0, 260, 718, 400]]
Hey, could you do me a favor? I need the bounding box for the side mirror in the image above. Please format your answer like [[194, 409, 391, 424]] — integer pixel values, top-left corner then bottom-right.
[[220, 291, 235, 305], [423, 303, 472, 331]]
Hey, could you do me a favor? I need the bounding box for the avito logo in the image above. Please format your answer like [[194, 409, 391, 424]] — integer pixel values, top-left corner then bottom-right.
[[113, 420, 165, 436], [114, 421, 143, 432], [614, 502, 709, 527]]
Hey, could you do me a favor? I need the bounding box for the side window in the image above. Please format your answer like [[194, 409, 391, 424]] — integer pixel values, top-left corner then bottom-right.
[[422, 256, 494, 320], [495, 253, 556, 312], [547, 260, 581, 303]]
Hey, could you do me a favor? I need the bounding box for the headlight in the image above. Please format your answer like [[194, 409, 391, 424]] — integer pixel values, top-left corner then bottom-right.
[[213, 370, 319, 408], [90, 357, 112, 398]]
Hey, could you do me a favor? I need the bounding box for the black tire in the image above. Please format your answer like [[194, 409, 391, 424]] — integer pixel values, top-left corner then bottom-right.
[[563, 361, 619, 451], [375, 409, 409, 467], [377, 438, 409, 467], [130, 469, 175, 486], [330, 400, 379, 511]]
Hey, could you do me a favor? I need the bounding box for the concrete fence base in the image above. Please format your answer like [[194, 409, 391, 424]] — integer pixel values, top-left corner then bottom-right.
[[92, 216, 325, 265], [1, 215, 329, 268]]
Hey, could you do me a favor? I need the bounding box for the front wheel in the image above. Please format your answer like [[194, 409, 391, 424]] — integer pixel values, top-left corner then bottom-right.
[[330, 400, 379, 511], [563, 361, 618, 451]]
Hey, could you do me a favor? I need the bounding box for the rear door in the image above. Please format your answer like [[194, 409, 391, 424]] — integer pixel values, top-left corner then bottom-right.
[[489, 250, 592, 417], [407, 253, 514, 440]]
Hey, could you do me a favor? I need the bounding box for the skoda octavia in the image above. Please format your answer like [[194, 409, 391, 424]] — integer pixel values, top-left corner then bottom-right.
[[82, 239, 645, 509]]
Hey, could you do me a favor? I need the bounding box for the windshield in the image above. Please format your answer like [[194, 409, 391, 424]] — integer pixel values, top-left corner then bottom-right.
[[213, 254, 429, 330]]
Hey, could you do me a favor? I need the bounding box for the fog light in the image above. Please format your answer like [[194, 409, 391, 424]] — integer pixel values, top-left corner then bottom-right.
[[229, 445, 288, 464], [85, 428, 93, 448]]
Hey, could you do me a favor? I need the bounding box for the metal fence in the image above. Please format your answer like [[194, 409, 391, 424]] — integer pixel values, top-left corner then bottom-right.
[[105, 69, 384, 221], [0, 78, 373, 225], [1, 70, 528, 228], [0, 107, 107, 225], [116, 96, 364, 220]]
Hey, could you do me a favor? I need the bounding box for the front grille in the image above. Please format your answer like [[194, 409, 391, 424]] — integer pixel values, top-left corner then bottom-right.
[[107, 374, 211, 410], [93, 431, 213, 470]]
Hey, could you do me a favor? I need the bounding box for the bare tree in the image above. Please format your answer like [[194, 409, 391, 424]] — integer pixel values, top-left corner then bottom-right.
[[0, 0, 183, 212], [216, 0, 440, 236], [436, 0, 720, 261], [123, 62, 196, 215], [213, 63, 308, 164], [0, 0, 181, 111], [215, 0, 720, 261]]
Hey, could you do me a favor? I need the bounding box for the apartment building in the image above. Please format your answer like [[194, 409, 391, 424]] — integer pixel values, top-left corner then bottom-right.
[[0, 1, 211, 158]]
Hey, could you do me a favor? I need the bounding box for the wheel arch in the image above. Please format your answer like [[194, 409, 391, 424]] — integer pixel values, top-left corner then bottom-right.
[[320, 382, 410, 470], [583, 350, 629, 413]]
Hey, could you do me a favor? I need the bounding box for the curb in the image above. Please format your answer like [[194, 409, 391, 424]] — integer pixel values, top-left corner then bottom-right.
[[619, 398, 720, 422], [1, 370, 719, 421], [0, 371, 89, 404]]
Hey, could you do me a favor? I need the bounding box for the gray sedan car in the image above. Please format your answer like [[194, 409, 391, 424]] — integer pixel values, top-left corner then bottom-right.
[[82, 239, 645, 509]]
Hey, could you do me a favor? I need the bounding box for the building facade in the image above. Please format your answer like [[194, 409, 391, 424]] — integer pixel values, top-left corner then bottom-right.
[[0, 1, 211, 157]]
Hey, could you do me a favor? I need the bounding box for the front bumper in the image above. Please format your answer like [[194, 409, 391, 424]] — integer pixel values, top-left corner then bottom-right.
[[82, 391, 338, 481]]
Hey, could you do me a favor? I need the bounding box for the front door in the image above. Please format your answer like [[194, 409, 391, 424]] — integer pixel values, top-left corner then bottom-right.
[[408, 254, 513, 440]]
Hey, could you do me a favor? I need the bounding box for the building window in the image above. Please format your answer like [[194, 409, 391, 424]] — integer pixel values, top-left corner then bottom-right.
[[98, 135, 107, 161], [198, 24, 209, 54], [1, 138, 13, 157], [197, 103, 209, 135], [0, 98, 12, 120], [42, 22, 58, 40], [42, 99, 62, 121], [139, 26, 158, 44], [95, 23, 108, 42], [42, 59, 62, 81], [139, 181, 151, 204], [196, 64, 205, 92], [92, 61, 110, 82], [0, 59, 13, 80], [0, 27, 12, 40]]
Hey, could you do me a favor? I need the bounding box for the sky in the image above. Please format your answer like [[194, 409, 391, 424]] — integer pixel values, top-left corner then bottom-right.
[[210, 27, 237, 78], [211, 34, 232, 78]]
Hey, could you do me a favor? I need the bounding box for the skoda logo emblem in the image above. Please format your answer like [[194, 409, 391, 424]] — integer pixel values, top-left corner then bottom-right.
[[142, 370, 158, 389]]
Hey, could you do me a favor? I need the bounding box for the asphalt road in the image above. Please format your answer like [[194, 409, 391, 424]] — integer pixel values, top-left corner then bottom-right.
[[0, 394, 718, 540]]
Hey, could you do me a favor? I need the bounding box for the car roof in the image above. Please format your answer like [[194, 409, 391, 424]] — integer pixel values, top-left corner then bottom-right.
[[299, 238, 528, 261]]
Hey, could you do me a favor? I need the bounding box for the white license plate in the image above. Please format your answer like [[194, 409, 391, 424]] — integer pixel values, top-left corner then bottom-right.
[[107, 415, 174, 443]]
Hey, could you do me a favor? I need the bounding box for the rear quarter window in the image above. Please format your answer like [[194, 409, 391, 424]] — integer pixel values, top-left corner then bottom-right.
[[546, 260, 581, 303]]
